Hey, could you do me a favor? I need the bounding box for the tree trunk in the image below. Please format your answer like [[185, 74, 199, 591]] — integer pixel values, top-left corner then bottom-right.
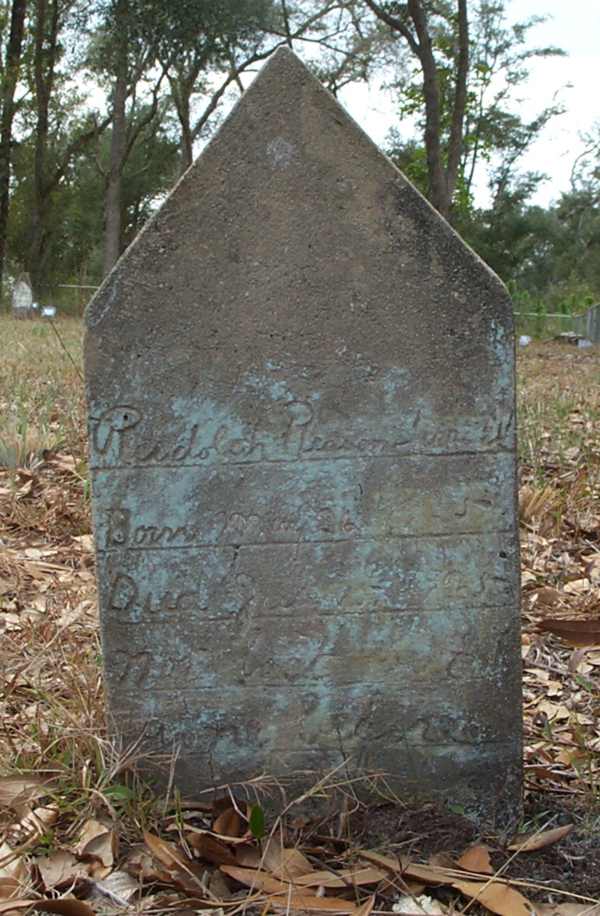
[[169, 71, 195, 175], [28, 0, 109, 292], [446, 0, 469, 208], [29, 0, 59, 299], [102, 0, 131, 276], [103, 69, 128, 275], [0, 0, 27, 296], [179, 94, 193, 174], [365, 0, 471, 222], [408, 0, 449, 218]]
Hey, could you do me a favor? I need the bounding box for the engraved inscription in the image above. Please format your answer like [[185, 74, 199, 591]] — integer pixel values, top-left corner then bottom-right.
[[97, 533, 516, 622], [108, 573, 197, 622], [113, 671, 519, 758], [95, 452, 514, 551], [92, 406, 141, 461], [104, 568, 257, 623], [103, 504, 360, 548], [89, 396, 515, 470], [103, 604, 516, 694]]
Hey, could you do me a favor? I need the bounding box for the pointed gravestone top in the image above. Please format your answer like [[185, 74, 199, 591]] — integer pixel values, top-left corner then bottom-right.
[[85, 47, 521, 820]]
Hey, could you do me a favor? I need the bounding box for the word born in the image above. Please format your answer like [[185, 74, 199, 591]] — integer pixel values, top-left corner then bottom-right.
[[104, 506, 357, 549]]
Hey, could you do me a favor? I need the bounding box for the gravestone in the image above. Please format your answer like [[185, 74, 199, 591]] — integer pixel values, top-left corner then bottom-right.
[[85, 48, 522, 819], [12, 274, 33, 318]]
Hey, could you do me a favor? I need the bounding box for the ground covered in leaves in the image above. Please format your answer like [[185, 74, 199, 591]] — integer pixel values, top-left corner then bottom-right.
[[2, 318, 600, 915]]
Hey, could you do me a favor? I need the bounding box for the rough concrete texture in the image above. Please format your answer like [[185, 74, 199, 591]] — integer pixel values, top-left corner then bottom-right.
[[85, 47, 522, 819]]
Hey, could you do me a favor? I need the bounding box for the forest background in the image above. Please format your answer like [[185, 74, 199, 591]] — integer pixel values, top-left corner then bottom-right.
[[0, 0, 598, 319]]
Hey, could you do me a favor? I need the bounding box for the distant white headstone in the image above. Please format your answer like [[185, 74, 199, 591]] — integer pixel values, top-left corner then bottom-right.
[[12, 275, 33, 318]]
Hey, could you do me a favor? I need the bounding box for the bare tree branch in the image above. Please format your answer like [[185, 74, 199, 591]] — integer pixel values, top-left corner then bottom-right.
[[124, 63, 169, 164], [363, 0, 420, 56]]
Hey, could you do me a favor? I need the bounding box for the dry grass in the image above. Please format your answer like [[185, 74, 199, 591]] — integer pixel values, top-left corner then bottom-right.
[[0, 317, 84, 470], [2, 319, 600, 912]]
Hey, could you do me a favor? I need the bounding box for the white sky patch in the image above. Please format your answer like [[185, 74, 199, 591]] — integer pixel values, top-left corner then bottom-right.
[[339, 0, 600, 207], [503, 0, 600, 204]]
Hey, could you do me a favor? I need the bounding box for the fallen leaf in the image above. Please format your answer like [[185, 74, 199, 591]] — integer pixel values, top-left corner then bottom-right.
[[536, 699, 570, 720], [87, 870, 138, 906], [428, 853, 455, 870], [187, 833, 237, 866], [220, 865, 296, 895], [187, 827, 251, 847], [269, 893, 359, 913], [0, 842, 28, 883], [213, 807, 245, 839], [356, 849, 403, 872], [0, 779, 48, 812], [261, 841, 313, 880], [539, 618, 600, 646], [521, 570, 537, 587], [507, 824, 574, 852], [72, 536, 93, 550], [73, 819, 116, 879], [51, 453, 76, 472], [525, 765, 560, 781], [0, 878, 21, 900], [450, 879, 533, 916], [403, 863, 534, 916], [31, 899, 96, 916], [36, 851, 90, 890], [293, 867, 387, 888], [583, 556, 600, 585], [234, 846, 261, 869], [556, 748, 587, 767], [457, 845, 493, 875], [143, 833, 207, 897], [403, 864, 456, 886], [356, 895, 376, 916], [75, 820, 108, 857], [563, 578, 590, 595], [143, 832, 190, 872], [124, 845, 169, 882], [0, 900, 35, 913]]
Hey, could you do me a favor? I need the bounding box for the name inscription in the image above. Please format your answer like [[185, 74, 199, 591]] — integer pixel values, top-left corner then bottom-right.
[[90, 398, 514, 469]]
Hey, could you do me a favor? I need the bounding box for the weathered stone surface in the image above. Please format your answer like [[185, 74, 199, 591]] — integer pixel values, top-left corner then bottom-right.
[[85, 47, 522, 818]]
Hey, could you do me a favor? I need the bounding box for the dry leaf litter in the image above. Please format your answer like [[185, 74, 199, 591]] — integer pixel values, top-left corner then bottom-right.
[[2, 324, 600, 915]]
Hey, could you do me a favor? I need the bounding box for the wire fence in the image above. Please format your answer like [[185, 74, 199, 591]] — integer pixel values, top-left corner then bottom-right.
[[1, 281, 100, 317], [515, 306, 600, 341], [3, 281, 599, 345]]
